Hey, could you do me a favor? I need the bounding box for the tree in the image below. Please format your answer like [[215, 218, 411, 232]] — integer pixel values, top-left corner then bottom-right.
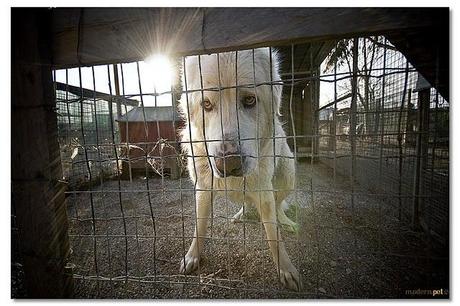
[[324, 36, 396, 135]]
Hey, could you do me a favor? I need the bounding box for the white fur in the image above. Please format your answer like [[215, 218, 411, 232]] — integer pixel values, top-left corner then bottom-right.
[[178, 48, 301, 291]]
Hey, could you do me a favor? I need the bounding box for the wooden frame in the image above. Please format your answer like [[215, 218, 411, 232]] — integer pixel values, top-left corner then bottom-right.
[[50, 7, 448, 99], [50, 7, 442, 68], [12, 8, 73, 298]]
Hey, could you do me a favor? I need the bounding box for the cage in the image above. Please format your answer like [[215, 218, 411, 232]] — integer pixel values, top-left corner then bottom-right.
[[12, 7, 449, 299], [55, 81, 138, 188]]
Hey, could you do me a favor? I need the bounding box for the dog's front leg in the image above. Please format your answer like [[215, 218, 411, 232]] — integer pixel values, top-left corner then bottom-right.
[[180, 189, 212, 274], [256, 192, 301, 291]]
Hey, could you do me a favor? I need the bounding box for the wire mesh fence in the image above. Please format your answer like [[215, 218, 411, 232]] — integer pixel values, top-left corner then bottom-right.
[[317, 37, 449, 243], [52, 35, 449, 298]]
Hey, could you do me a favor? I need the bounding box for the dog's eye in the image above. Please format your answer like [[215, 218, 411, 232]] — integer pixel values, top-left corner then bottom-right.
[[242, 95, 256, 108], [202, 98, 213, 111]]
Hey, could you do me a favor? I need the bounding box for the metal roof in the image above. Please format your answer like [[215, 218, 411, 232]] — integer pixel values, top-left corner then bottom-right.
[[116, 106, 181, 122]]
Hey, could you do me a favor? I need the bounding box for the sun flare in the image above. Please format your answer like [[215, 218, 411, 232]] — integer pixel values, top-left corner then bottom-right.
[[144, 54, 174, 92]]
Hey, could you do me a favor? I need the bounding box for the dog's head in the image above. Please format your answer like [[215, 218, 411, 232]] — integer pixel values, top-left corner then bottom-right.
[[180, 48, 282, 178]]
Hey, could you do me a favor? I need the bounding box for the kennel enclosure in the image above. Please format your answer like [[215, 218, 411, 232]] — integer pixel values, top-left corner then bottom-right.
[[12, 8, 449, 298], [55, 81, 139, 188]]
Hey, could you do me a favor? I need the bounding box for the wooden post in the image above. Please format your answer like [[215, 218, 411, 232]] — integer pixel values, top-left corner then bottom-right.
[[313, 66, 321, 159], [113, 64, 122, 118], [349, 38, 359, 187], [412, 87, 430, 230], [12, 8, 73, 298]]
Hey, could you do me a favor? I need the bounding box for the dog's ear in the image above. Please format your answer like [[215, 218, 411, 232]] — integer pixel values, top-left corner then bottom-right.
[[269, 49, 283, 117], [177, 95, 190, 121], [181, 55, 199, 91], [179, 56, 199, 122]]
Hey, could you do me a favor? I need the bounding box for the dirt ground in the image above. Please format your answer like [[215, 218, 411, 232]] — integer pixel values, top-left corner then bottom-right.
[[66, 161, 449, 299]]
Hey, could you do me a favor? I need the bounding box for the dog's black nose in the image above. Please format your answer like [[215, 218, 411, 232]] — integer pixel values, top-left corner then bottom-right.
[[215, 153, 243, 177]]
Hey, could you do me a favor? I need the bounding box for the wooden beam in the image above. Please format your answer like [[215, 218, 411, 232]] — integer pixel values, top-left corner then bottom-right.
[[12, 8, 73, 298], [50, 7, 444, 69], [387, 19, 449, 101], [55, 82, 139, 107]]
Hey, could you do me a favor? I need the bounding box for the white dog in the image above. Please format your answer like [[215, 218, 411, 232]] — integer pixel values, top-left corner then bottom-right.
[[178, 48, 300, 291]]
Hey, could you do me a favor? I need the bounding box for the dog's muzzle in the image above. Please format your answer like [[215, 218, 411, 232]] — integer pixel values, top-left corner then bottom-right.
[[214, 154, 243, 177]]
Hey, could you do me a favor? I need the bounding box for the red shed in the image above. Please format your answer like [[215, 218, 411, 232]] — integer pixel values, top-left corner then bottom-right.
[[117, 106, 182, 179]]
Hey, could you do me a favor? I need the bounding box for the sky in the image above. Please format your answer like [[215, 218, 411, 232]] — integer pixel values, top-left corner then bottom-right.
[[319, 59, 351, 109], [54, 59, 174, 107]]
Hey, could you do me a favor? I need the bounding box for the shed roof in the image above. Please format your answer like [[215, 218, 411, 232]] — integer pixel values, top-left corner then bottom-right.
[[116, 106, 181, 122]]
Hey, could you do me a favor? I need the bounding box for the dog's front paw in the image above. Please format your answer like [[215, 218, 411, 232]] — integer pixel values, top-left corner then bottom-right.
[[179, 253, 200, 274], [279, 265, 301, 291], [231, 210, 244, 223]]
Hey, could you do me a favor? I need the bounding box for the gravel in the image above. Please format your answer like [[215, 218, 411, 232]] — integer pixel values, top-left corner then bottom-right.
[[66, 161, 448, 298]]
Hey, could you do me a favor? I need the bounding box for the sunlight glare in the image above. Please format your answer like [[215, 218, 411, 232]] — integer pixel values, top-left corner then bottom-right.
[[145, 54, 174, 93]]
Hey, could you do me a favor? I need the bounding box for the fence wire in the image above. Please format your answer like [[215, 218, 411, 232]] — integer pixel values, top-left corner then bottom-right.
[[53, 35, 449, 298]]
